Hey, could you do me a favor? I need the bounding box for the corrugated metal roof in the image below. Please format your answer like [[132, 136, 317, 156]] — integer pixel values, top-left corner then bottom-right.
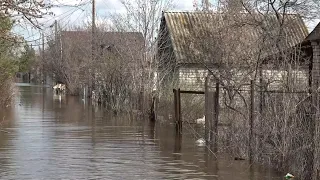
[[160, 11, 309, 64]]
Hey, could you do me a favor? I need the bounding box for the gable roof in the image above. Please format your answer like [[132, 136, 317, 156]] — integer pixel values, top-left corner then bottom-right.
[[61, 31, 144, 61], [158, 11, 309, 64], [305, 22, 320, 41]]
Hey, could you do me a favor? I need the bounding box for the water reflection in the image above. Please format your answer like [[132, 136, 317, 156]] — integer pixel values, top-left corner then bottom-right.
[[0, 83, 285, 179]]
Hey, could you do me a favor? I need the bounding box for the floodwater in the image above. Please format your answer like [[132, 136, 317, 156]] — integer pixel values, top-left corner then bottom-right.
[[0, 83, 285, 179]]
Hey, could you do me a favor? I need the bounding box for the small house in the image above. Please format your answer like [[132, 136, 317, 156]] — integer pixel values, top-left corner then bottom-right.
[[156, 11, 309, 91]]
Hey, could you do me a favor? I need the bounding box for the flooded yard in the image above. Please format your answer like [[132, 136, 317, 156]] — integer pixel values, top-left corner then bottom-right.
[[0, 84, 285, 179]]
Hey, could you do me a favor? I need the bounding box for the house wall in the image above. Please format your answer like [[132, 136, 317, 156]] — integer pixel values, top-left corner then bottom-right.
[[176, 66, 308, 91], [262, 69, 308, 91], [178, 67, 208, 91]]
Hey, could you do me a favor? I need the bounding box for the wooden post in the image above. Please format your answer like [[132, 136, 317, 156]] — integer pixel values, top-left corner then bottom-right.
[[173, 89, 182, 134], [139, 91, 144, 114], [249, 80, 254, 163], [212, 82, 219, 153], [149, 95, 156, 122], [174, 129, 182, 160], [257, 66, 264, 161], [173, 89, 178, 132], [177, 88, 182, 134], [205, 77, 209, 144]]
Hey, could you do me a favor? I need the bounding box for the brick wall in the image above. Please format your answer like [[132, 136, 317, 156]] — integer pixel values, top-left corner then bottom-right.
[[177, 67, 308, 91], [178, 67, 208, 91]]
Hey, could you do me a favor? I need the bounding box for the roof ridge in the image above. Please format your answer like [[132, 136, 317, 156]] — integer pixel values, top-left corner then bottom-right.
[[163, 11, 301, 16], [61, 30, 142, 34], [163, 11, 213, 13]]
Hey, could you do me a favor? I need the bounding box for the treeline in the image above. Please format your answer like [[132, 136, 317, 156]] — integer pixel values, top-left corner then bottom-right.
[[43, 28, 147, 112], [0, 16, 36, 108], [40, 0, 171, 113], [0, 0, 52, 108]]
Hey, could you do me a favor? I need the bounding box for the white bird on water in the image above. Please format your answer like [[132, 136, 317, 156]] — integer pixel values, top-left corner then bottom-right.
[[196, 116, 205, 125], [196, 138, 206, 146], [285, 173, 294, 179]]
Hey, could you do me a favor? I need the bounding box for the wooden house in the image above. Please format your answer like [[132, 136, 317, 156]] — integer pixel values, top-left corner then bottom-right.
[[156, 11, 309, 91]]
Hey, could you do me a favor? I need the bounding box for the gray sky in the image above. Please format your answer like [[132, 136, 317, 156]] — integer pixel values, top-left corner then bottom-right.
[[13, 0, 319, 48], [13, 0, 196, 48]]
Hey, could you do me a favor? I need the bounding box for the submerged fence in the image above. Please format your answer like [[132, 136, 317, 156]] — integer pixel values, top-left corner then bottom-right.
[[172, 74, 315, 178]]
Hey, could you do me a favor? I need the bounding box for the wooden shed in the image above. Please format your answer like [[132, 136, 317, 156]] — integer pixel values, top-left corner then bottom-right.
[[156, 11, 309, 91]]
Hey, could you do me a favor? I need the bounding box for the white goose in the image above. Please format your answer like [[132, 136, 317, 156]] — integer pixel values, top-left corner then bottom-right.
[[196, 138, 205, 146], [285, 173, 294, 179], [195, 116, 205, 125]]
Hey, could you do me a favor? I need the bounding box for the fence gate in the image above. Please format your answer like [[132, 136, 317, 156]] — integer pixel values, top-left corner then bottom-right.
[[173, 76, 220, 153]]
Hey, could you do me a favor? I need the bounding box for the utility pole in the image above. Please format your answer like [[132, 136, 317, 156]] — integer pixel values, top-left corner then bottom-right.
[[29, 44, 33, 83], [54, 20, 58, 42], [92, 0, 96, 60], [54, 20, 58, 85], [89, 0, 96, 98], [42, 32, 45, 84]]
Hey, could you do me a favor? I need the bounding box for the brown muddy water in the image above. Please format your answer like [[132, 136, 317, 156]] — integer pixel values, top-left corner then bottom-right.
[[0, 83, 286, 179]]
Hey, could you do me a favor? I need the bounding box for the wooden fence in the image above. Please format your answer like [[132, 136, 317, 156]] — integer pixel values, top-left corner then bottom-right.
[[173, 77, 256, 160]]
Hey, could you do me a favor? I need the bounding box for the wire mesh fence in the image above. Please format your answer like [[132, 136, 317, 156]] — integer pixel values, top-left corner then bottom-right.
[[169, 71, 316, 178]]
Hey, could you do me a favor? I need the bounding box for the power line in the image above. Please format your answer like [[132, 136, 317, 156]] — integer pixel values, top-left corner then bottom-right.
[[27, 10, 88, 48], [12, 0, 91, 46]]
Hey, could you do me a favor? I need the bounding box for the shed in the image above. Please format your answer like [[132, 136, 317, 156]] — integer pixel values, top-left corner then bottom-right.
[[157, 11, 309, 91]]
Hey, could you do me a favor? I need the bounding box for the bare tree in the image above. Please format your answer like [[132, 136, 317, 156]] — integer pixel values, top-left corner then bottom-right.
[[109, 0, 173, 113], [156, 0, 319, 179], [0, 0, 51, 27], [0, 0, 53, 108], [43, 22, 146, 112]]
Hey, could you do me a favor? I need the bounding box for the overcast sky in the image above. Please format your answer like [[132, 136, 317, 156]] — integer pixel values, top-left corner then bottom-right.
[[13, 0, 319, 48], [13, 0, 197, 47]]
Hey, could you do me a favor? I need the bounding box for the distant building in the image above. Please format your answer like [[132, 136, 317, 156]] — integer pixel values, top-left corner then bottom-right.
[[53, 30, 145, 95], [60, 30, 145, 81]]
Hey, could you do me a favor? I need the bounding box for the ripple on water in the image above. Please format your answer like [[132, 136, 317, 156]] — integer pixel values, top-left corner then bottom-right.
[[0, 84, 284, 180]]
